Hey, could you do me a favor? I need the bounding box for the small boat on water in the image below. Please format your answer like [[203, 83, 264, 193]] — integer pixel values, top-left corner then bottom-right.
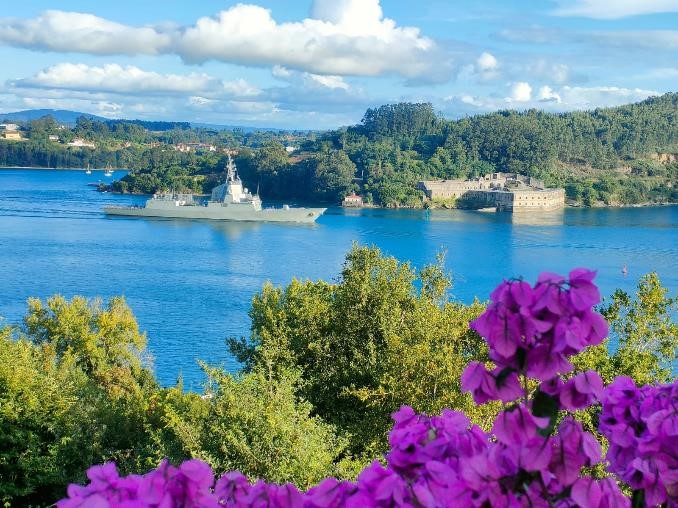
[[104, 166, 113, 177], [85, 165, 92, 175]]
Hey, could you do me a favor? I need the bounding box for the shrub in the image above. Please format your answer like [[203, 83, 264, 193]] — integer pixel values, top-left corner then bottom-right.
[[57, 269, 677, 507]]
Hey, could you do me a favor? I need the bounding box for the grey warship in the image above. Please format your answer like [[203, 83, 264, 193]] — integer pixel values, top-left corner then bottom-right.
[[104, 156, 326, 223]]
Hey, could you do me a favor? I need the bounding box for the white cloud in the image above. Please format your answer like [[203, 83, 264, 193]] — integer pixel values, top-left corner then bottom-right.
[[443, 85, 659, 116], [266, 66, 369, 112], [476, 52, 498, 71], [11, 63, 260, 98], [3, 61, 370, 128], [508, 82, 532, 102], [0, 2, 441, 79], [458, 52, 500, 82], [309, 0, 390, 37], [554, 0, 678, 19], [556, 86, 660, 108], [537, 86, 562, 103], [175, 1, 436, 77], [12, 96, 125, 118], [308, 74, 350, 90], [0, 10, 169, 55], [271, 66, 293, 79]]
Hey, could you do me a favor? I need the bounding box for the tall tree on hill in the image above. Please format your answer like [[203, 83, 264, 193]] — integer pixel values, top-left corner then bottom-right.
[[310, 149, 357, 202]]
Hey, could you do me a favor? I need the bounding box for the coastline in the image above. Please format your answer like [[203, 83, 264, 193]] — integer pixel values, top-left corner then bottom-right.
[[0, 166, 127, 171], [408, 202, 678, 211], [420, 200, 678, 211], [2, 166, 675, 209]]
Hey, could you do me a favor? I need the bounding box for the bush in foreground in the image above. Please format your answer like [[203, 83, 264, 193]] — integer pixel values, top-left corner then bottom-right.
[[57, 269, 677, 507]]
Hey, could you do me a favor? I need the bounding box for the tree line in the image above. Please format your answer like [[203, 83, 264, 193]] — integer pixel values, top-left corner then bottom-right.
[[120, 93, 678, 205], [2, 94, 677, 206]]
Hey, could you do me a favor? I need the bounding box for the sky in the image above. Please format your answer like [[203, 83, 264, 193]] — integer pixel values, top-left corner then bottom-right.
[[0, 0, 676, 129]]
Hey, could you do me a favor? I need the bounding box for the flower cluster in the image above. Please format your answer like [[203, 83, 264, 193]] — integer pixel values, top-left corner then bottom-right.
[[56, 269, 676, 507], [462, 268, 608, 406], [599, 377, 678, 506], [57, 460, 219, 508], [57, 406, 630, 507]]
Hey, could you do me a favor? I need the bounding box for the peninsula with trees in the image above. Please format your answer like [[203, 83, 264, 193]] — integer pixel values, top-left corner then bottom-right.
[[1, 92, 676, 208]]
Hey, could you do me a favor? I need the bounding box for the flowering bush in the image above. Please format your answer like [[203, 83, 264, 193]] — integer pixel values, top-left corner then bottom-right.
[[599, 377, 678, 506], [57, 269, 677, 507]]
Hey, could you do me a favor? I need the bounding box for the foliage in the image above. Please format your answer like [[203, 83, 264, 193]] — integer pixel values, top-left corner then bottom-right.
[[307, 149, 357, 201], [600, 273, 677, 384], [230, 245, 496, 456], [0, 297, 166, 506], [1, 250, 676, 505], [196, 367, 346, 489], [0, 296, 346, 506], [359, 103, 439, 140], [0, 328, 87, 505], [22, 295, 150, 392], [55, 270, 677, 507]]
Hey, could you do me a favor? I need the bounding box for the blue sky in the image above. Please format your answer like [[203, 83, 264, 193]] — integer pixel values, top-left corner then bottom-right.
[[0, 0, 676, 128]]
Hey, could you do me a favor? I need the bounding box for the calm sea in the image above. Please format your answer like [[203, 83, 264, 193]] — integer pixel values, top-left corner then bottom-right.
[[1, 168, 676, 388]]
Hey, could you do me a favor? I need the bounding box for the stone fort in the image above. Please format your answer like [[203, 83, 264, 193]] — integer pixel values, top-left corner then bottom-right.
[[417, 173, 565, 212]]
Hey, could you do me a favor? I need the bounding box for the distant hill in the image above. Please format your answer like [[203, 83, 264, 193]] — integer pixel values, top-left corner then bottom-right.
[[190, 122, 284, 133], [0, 109, 283, 133], [0, 109, 109, 125]]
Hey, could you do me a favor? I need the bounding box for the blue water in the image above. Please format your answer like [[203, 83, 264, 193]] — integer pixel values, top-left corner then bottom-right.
[[1, 169, 676, 388]]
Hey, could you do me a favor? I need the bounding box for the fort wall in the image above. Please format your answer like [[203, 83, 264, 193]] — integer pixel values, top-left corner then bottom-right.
[[417, 173, 564, 212]]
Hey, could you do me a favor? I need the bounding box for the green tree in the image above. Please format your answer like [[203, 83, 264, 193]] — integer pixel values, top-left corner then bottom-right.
[[310, 149, 357, 202], [195, 367, 347, 488], [593, 273, 676, 384], [230, 245, 493, 456], [23, 295, 151, 394]]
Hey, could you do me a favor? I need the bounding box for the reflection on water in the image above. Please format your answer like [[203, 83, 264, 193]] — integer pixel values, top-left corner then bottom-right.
[[510, 210, 565, 226], [133, 217, 265, 240], [409, 208, 566, 226], [1, 168, 677, 387]]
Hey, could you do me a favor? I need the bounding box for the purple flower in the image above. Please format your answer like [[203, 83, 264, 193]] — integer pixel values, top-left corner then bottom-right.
[[567, 268, 601, 311], [214, 471, 252, 506], [548, 417, 601, 486], [559, 370, 604, 410], [305, 478, 357, 508], [570, 477, 630, 508]]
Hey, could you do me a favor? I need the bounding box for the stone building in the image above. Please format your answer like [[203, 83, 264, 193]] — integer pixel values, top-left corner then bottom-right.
[[342, 193, 364, 207], [417, 173, 563, 212], [493, 188, 565, 211], [1, 130, 22, 140]]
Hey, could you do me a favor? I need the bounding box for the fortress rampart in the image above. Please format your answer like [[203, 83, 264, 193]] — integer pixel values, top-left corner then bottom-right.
[[417, 173, 564, 212]]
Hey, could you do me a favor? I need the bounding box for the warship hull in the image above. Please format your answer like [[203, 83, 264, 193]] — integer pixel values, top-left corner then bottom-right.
[[104, 155, 326, 223], [104, 204, 326, 223]]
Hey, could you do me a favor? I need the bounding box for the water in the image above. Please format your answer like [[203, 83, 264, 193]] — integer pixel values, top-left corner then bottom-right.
[[1, 168, 676, 388]]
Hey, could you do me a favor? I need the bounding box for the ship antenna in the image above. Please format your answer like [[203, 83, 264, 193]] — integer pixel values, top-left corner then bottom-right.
[[226, 154, 237, 182]]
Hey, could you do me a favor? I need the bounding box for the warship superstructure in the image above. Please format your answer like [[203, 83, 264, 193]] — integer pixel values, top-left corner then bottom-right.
[[104, 156, 326, 223]]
